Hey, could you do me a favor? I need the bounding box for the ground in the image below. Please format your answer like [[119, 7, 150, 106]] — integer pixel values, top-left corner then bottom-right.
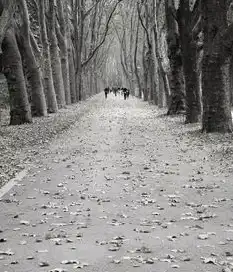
[[1, 93, 233, 272]]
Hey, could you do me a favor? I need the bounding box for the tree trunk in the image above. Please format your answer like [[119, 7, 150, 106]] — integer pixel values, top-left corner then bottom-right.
[[68, 40, 77, 103], [165, 0, 185, 115], [74, 0, 84, 101], [158, 67, 164, 108], [134, 17, 142, 98], [48, 0, 66, 108], [177, 0, 201, 123], [142, 40, 148, 101], [18, 0, 47, 117], [202, 55, 232, 132], [182, 41, 201, 123], [153, 0, 170, 108], [201, 0, 233, 133], [56, 26, 71, 105], [2, 29, 32, 125], [38, 0, 58, 113], [57, 0, 71, 105], [229, 54, 233, 106]]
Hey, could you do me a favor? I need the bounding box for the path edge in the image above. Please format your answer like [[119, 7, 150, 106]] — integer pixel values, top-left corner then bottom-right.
[[0, 169, 27, 199]]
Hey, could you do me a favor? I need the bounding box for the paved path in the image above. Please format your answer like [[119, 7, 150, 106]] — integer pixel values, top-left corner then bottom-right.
[[0, 93, 233, 272]]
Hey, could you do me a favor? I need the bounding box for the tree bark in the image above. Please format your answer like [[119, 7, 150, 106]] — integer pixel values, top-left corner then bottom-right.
[[47, 0, 66, 108], [165, 0, 185, 115], [137, 2, 157, 103], [201, 0, 233, 133], [56, 0, 71, 105], [0, 0, 16, 53], [38, 0, 58, 113], [68, 40, 77, 103], [2, 29, 32, 125], [74, 0, 84, 101], [134, 16, 142, 98], [19, 0, 47, 117], [230, 54, 233, 105], [177, 0, 201, 123]]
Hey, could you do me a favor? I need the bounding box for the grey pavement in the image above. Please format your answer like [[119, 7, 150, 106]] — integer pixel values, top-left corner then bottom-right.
[[0, 93, 233, 272]]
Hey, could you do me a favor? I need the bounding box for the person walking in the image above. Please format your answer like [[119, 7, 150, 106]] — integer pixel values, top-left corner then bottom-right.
[[123, 88, 127, 100], [104, 87, 109, 99]]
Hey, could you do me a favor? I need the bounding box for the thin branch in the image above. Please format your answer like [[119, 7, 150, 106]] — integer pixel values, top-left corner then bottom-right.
[[137, 2, 151, 49], [30, 31, 40, 55], [82, 0, 123, 67], [84, 0, 102, 18]]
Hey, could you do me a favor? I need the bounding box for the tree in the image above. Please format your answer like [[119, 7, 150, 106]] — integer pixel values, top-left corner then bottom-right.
[[2, 28, 32, 124], [137, 0, 157, 104], [165, 0, 185, 115], [38, 0, 58, 113], [177, 0, 201, 123], [56, 0, 71, 105], [201, 0, 233, 132], [18, 0, 47, 117], [47, 0, 66, 108]]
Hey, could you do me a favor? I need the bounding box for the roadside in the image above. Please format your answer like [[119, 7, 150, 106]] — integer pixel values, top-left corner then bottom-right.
[[0, 95, 101, 188]]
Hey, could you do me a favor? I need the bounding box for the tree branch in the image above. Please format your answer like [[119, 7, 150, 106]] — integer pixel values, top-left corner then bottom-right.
[[84, 0, 102, 18], [82, 0, 123, 67], [137, 2, 151, 49]]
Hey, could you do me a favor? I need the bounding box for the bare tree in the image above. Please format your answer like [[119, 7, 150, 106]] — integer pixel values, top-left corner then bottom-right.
[[47, 0, 66, 108], [38, 0, 58, 113], [177, 0, 201, 123], [2, 28, 32, 124], [201, 0, 233, 132], [56, 0, 71, 105], [165, 0, 185, 115], [18, 0, 47, 117]]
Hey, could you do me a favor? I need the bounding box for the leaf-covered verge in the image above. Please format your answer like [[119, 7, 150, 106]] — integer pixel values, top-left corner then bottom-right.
[[157, 112, 233, 175], [0, 96, 99, 188]]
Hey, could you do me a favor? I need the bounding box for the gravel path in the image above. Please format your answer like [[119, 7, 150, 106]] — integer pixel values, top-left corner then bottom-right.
[[1, 93, 233, 272]]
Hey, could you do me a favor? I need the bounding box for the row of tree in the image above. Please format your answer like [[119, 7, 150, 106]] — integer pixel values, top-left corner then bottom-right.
[[0, 0, 122, 125], [0, 0, 233, 133], [109, 0, 233, 133]]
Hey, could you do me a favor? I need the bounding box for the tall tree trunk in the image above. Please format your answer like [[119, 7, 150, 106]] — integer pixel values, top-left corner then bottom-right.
[[57, 0, 71, 105], [68, 40, 77, 103], [134, 16, 142, 98], [75, 0, 84, 101], [162, 69, 171, 107], [19, 0, 47, 117], [157, 67, 164, 108], [38, 0, 58, 113], [230, 54, 233, 106], [201, 0, 233, 133], [165, 0, 185, 115], [153, 3, 170, 108], [177, 0, 201, 123], [48, 0, 66, 108], [142, 40, 148, 101], [2, 29, 32, 125]]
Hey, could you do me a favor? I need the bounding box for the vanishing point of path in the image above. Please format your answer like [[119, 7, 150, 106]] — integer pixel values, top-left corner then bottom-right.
[[0, 94, 233, 272]]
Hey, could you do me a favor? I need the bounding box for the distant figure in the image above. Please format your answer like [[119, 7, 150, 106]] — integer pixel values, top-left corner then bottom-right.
[[122, 88, 129, 100], [104, 87, 109, 99], [126, 89, 130, 99], [113, 87, 117, 96], [123, 88, 127, 100]]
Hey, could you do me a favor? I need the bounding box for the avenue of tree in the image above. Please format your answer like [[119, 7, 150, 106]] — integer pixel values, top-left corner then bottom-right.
[[0, 0, 233, 133]]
